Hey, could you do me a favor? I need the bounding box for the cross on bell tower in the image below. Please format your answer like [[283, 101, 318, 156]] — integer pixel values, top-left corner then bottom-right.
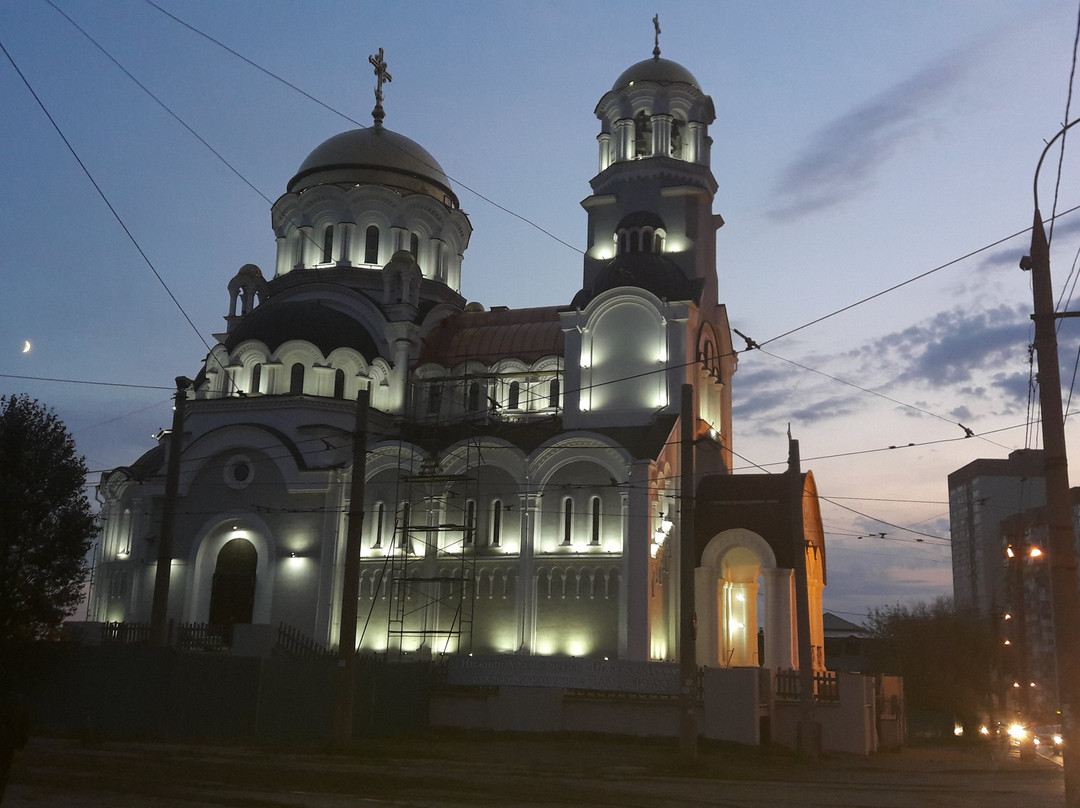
[[369, 47, 392, 127]]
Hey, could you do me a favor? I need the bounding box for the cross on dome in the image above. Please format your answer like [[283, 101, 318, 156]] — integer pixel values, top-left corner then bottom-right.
[[652, 14, 661, 58], [369, 47, 392, 127]]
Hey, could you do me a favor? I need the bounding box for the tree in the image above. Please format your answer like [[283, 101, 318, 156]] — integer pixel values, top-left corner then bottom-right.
[[865, 597, 996, 730], [0, 395, 96, 641]]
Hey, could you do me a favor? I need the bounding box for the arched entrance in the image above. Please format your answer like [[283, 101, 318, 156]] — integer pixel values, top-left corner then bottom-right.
[[697, 529, 796, 670], [208, 538, 257, 640]]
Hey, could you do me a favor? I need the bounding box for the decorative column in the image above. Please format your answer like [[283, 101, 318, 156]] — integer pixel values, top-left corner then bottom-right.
[[516, 492, 540, 653], [614, 119, 634, 162], [597, 132, 612, 173], [652, 114, 673, 158], [761, 566, 795, 669], [621, 459, 653, 660]]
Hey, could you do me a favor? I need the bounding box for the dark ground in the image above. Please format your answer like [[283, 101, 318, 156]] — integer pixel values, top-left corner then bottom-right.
[[2, 732, 1066, 807]]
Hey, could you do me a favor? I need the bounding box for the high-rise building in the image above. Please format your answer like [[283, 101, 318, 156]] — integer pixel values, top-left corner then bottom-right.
[[948, 449, 1046, 616]]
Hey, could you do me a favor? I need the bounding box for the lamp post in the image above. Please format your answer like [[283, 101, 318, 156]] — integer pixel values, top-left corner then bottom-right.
[[1024, 119, 1080, 803]]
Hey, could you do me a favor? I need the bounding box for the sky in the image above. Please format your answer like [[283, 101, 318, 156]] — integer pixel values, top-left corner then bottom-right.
[[2, 0, 1080, 625]]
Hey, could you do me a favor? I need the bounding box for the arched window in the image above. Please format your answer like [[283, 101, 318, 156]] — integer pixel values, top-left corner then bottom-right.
[[372, 502, 385, 548], [561, 497, 574, 545], [409, 232, 420, 258], [590, 496, 602, 546], [617, 231, 628, 255], [491, 500, 503, 547], [654, 231, 664, 253], [508, 381, 520, 410], [365, 225, 380, 264], [548, 379, 560, 409], [321, 225, 334, 264], [467, 381, 481, 412], [634, 110, 652, 157], [290, 363, 305, 395], [464, 499, 476, 544], [249, 363, 262, 395], [398, 501, 411, 551], [333, 368, 346, 399], [629, 230, 640, 253], [428, 383, 443, 415]]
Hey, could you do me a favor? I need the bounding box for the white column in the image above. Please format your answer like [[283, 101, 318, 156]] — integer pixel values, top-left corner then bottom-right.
[[621, 459, 652, 660], [275, 235, 289, 277], [687, 122, 703, 164], [762, 567, 795, 669], [614, 119, 634, 162], [652, 114, 672, 158], [337, 222, 354, 267], [597, 132, 612, 173], [296, 226, 313, 269], [694, 567, 719, 666], [516, 492, 539, 652]]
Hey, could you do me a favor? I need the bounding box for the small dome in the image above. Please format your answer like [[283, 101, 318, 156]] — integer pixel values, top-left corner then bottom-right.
[[288, 126, 458, 206], [612, 57, 699, 91]]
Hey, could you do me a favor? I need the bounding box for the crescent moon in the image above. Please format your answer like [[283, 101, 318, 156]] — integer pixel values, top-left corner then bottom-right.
[[22, 340, 31, 354]]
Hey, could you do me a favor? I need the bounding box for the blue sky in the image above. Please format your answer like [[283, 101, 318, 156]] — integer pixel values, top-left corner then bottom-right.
[[2, 0, 1079, 622]]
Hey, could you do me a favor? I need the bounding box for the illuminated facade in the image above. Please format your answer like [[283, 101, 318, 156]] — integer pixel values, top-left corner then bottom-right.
[[90, 42, 826, 671]]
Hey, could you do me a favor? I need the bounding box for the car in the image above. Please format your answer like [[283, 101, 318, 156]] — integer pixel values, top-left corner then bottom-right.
[[1036, 725, 1063, 756]]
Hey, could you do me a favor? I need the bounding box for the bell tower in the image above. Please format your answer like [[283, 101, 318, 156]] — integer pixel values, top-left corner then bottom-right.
[[580, 27, 724, 313]]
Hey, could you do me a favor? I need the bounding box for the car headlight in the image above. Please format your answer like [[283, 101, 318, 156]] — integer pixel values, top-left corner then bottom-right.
[[1008, 724, 1028, 740], [1054, 734, 1064, 746]]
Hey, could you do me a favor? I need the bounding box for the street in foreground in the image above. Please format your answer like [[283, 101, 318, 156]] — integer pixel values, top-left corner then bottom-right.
[[4, 733, 1065, 808]]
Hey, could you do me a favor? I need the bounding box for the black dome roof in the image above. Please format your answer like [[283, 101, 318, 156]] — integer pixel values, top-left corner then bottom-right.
[[225, 300, 380, 361], [613, 57, 700, 91]]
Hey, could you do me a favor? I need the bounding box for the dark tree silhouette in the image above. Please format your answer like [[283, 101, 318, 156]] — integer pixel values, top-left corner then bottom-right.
[[866, 597, 995, 731], [0, 395, 95, 641]]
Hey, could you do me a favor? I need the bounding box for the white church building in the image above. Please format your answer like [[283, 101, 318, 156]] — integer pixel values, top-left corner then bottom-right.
[[88, 37, 829, 683]]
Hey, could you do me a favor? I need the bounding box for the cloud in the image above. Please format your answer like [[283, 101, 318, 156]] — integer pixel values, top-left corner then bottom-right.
[[768, 53, 970, 221]]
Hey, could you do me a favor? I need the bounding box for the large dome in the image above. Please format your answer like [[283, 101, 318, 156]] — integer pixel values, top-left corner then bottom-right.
[[287, 125, 458, 206], [612, 57, 699, 91]]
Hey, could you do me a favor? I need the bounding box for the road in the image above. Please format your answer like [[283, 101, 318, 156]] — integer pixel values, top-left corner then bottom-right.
[[3, 734, 1065, 808]]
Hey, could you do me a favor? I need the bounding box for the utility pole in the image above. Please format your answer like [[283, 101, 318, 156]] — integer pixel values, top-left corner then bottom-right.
[[1024, 202, 1080, 803], [789, 434, 820, 760], [150, 377, 190, 647], [679, 383, 698, 760], [335, 387, 369, 744]]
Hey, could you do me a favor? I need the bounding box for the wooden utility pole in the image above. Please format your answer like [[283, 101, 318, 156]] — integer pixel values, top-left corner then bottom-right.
[[335, 388, 369, 744], [150, 377, 189, 647], [1025, 207, 1080, 804], [679, 383, 698, 759]]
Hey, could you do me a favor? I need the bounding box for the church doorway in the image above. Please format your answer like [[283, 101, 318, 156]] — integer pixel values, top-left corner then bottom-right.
[[208, 537, 257, 641]]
